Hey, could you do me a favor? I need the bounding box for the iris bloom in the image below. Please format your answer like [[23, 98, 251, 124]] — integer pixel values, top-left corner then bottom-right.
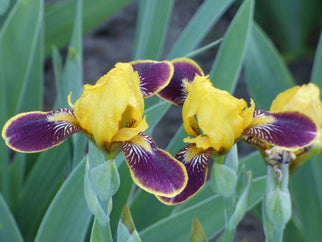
[[243, 83, 321, 172], [1, 61, 203, 198], [156, 71, 319, 204], [157, 75, 255, 204]]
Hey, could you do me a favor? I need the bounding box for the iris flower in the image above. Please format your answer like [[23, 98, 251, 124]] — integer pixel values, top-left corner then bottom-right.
[[243, 83, 321, 172], [156, 71, 318, 204], [157, 75, 255, 204], [1, 61, 200, 198]]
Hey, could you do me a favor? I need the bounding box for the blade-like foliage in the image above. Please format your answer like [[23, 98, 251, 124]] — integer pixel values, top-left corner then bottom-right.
[[0, 194, 23, 242], [139, 176, 266, 241], [168, 0, 234, 59], [45, 0, 131, 56], [14, 145, 69, 241], [210, 0, 254, 93], [245, 23, 295, 110], [35, 157, 92, 242], [133, 0, 173, 60]]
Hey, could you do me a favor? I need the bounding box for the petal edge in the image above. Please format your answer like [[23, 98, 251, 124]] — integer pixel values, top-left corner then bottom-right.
[[119, 132, 188, 197], [131, 60, 174, 98], [2, 109, 81, 152], [243, 110, 318, 150], [157, 144, 212, 205]]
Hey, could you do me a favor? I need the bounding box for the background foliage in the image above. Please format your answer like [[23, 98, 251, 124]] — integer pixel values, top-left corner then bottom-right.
[[0, 0, 321, 241]]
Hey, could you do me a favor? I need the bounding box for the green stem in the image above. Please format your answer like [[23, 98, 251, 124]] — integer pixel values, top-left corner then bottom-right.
[[219, 197, 235, 242], [97, 199, 113, 242], [98, 218, 113, 242], [273, 226, 284, 242]]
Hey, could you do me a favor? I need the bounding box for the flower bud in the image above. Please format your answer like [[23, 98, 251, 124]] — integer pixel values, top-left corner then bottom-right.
[[211, 162, 237, 198], [89, 160, 120, 201], [265, 188, 292, 228]]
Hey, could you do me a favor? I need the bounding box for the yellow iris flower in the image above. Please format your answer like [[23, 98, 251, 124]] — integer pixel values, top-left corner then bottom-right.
[[72, 63, 148, 154], [182, 75, 255, 153]]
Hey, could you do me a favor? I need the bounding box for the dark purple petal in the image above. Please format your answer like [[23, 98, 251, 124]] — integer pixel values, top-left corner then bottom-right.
[[157, 58, 204, 105], [243, 110, 318, 149], [157, 144, 212, 205], [2, 108, 81, 152], [131, 60, 174, 97], [119, 132, 188, 197]]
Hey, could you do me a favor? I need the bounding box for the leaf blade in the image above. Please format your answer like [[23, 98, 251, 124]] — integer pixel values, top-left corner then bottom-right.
[[35, 157, 92, 242], [209, 0, 254, 93]]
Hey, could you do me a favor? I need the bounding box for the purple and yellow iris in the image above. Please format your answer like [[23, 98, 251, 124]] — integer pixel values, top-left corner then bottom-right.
[[2, 56, 320, 205], [155, 73, 319, 205], [157, 76, 255, 204], [243, 83, 322, 172], [1, 60, 197, 199]]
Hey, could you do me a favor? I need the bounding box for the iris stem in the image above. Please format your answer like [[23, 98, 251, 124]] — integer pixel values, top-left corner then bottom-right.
[[97, 199, 113, 242], [272, 226, 284, 242], [98, 218, 113, 242], [218, 197, 235, 242]]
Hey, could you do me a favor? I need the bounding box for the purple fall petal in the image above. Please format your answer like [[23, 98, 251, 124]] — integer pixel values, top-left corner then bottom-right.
[[131, 60, 173, 97], [243, 110, 318, 149], [157, 144, 212, 205], [157, 58, 204, 105], [119, 132, 187, 197], [2, 108, 81, 152]]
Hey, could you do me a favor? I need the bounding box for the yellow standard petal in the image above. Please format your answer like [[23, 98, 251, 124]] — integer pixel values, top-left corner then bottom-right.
[[182, 76, 254, 153], [270, 83, 322, 127], [73, 63, 148, 152]]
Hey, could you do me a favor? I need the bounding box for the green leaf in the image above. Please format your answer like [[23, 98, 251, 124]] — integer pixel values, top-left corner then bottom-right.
[[240, 150, 267, 178], [144, 101, 171, 135], [0, 194, 23, 242], [287, 162, 322, 241], [0, 0, 20, 31], [14, 145, 69, 241], [54, 0, 83, 108], [311, 32, 322, 86], [166, 125, 186, 155], [255, 0, 321, 55], [130, 191, 173, 231], [90, 218, 102, 242], [110, 161, 133, 237], [309, 31, 322, 207], [9, 153, 25, 210], [184, 38, 222, 59], [133, 0, 173, 59], [0, 0, 11, 16], [228, 171, 252, 230], [245, 23, 295, 109], [45, 0, 131, 56], [139, 176, 266, 241], [0, 0, 43, 117], [35, 157, 92, 242], [51, 0, 87, 169], [168, 0, 234, 59], [209, 0, 254, 93]]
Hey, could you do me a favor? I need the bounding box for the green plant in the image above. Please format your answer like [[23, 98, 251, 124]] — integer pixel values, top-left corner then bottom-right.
[[0, 0, 321, 241]]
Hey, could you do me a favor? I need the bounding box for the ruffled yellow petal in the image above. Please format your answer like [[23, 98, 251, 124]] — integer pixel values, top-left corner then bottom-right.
[[73, 63, 147, 151], [270, 83, 322, 127], [183, 76, 254, 152]]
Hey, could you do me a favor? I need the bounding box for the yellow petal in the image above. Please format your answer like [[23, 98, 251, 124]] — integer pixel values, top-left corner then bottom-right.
[[270, 83, 322, 127], [73, 63, 146, 150], [183, 76, 254, 152]]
